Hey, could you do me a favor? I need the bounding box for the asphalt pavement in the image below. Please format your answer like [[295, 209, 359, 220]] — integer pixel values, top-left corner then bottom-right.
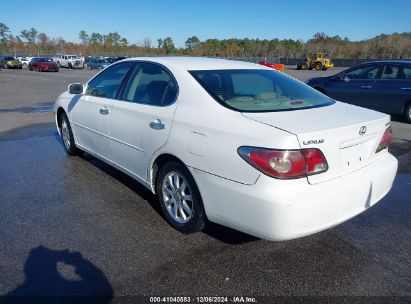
[[0, 67, 410, 303]]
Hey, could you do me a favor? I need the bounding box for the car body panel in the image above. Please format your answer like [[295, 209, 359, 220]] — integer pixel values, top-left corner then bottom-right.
[[53, 57, 398, 241]]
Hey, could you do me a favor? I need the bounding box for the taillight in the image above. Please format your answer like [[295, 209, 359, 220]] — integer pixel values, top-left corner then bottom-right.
[[376, 126, 392, 153], [238, 147, 328, 179]]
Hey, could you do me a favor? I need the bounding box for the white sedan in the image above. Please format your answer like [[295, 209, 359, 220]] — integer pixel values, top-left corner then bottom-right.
[[53, 57, 397, 241]]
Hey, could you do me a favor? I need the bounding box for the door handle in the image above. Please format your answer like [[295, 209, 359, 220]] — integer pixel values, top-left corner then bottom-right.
[[401, 87, 411, 90], [149, 119, 165, 130], [360, 85, 373, 89], [99, 106, 109, 115]]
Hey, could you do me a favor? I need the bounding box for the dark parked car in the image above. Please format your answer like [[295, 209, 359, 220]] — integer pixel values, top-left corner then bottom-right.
[[28, 57, 59, 72], [306, 60, 411, 123], [86, 59, 110, 70]]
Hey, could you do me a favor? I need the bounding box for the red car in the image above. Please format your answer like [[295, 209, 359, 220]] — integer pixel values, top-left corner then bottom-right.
[[29, 57, 59, 72]]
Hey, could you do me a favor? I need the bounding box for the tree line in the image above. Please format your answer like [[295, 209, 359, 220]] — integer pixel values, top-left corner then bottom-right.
[[1, 22, 410, 59]]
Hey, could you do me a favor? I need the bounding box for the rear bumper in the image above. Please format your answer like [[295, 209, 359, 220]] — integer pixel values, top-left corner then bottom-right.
[[190, 152, 397, 241]]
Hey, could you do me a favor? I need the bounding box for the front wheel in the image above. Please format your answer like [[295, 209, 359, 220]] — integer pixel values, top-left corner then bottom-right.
[[156, 161, 206, 234], [59, 113, 81, 156]]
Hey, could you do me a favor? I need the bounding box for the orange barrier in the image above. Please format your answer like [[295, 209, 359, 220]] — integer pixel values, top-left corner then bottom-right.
[[273, 64, 284, 71]]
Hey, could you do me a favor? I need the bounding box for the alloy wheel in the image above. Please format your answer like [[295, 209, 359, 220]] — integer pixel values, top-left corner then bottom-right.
[[61, 119, 71, 150], [161, 171, 194, 224]]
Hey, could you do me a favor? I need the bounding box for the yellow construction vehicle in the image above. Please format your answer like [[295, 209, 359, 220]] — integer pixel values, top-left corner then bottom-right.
[[297, 53, 334, 71]]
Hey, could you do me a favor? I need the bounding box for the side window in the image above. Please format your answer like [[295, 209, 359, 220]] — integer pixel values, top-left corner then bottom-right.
[[85, 62, 134, 99], [380, 65, 399, 80], [121, 63, 177, 106], [344, 65, 381, 80], [399, 66, 411, 79]]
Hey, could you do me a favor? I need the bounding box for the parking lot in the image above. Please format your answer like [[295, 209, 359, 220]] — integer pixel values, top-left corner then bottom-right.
[[0, 66, 410, 302]]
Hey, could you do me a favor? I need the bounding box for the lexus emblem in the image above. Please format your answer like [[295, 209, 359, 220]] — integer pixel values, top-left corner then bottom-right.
[[359, 126, 367, 136]]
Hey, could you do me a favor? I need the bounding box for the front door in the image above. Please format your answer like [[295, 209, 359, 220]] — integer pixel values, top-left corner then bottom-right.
[[69, 62, 135, 162], [325, 64, 382, 108]]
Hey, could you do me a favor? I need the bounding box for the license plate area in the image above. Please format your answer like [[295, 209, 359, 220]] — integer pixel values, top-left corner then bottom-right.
[[340, 139, 374, 172]]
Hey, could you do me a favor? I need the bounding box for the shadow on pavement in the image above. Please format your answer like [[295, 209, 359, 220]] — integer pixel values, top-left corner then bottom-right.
[[1, 245, 113, 304], [83, 153, 258, 245]]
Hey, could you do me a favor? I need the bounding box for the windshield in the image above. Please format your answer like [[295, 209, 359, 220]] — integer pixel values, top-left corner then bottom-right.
[[39, 58, 53, 62], [190, 69, 334, 112], [5, 57, 15, 60]]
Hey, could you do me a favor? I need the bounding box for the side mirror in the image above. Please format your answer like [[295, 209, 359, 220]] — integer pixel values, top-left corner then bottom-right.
[[68, 83, 83, 94]]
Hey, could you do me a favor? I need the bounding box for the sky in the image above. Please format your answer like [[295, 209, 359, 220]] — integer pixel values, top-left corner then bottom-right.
[[1, 0, 410, 47]]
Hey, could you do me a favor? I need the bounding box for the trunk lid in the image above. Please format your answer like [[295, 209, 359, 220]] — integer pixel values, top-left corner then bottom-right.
[[242, 102, 390, 184]]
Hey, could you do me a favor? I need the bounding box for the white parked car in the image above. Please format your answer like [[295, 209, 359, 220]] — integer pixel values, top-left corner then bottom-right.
[[53, 57, 397, 241], [53, 54, 82, 69], [17, 56, 31, 68]]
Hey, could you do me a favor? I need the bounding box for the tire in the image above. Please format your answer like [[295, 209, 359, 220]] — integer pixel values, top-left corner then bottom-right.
[[156, 161, 206, 234], [301, 63, 308, 70], [23, 63, 27, 68], [88, 65, 92, 70], [405, 103, 411, 123], [57, 62, 61, 68], [315, 63, 322, 71], [59, 112, 81, 156]]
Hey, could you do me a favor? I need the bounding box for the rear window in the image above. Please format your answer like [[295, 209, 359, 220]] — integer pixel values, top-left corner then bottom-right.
[[190, 69, 333, 112]]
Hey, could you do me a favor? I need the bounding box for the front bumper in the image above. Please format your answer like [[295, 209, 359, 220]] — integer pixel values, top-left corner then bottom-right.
[[190, 152, 397, 241]]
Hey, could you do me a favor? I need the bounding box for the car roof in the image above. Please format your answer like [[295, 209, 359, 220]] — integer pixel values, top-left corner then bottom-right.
[[363, 60, 411, 65], [123, 56, 268, 71]]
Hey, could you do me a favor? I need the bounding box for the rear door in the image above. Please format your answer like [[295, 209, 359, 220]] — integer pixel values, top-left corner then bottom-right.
[[70, 62, 134, 162], [371, 64, 411, 114], [325, 64, 382, 107], [109, 62, 178, 182]]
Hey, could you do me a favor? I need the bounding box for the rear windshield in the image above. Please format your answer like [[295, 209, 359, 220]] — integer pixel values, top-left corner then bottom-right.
[[190, 69, 334, 112]]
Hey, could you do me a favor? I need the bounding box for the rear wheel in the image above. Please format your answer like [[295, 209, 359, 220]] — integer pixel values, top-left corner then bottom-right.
[[59, 113, 81, 156], [405, 103, 411, 123], [301, 63, 308, 70], [315, 63, 322, 71], [156, 161, 206, 234]]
